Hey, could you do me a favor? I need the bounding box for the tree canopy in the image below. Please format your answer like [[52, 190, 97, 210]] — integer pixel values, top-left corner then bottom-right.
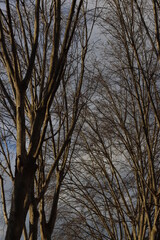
[[0, 0, 160, 240]]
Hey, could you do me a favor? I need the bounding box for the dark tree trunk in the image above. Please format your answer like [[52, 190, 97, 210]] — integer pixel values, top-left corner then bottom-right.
[[29, 181, 39, 240], [5, 160, 36, 240]]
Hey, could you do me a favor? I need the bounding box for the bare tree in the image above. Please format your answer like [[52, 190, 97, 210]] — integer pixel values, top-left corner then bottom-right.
[[0, 0, 96, 239], [57, 1, 160, 239]]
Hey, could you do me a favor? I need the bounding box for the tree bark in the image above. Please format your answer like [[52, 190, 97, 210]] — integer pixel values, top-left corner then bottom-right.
[[29, 181, 39, 240], [5, 160, 36, 240]]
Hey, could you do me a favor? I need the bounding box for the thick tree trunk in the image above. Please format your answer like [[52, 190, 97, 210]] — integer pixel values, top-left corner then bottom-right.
[[5, 160, 36, 240]]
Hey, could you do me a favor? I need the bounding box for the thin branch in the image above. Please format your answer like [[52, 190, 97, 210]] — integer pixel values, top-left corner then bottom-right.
[[0, 176, 8, 224]]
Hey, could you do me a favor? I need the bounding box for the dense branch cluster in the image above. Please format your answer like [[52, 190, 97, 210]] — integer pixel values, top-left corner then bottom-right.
[[0, 0, 160, 240]]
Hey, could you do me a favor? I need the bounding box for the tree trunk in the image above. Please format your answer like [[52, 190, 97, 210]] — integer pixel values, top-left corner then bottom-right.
[[29, 181, 39, 240], [5, 160, 36, 240], [39, 174, 61, 240], [29, 203, 39, 240]]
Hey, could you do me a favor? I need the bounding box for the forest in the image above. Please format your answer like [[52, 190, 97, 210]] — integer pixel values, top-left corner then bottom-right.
[[0, 0, 160, 239]]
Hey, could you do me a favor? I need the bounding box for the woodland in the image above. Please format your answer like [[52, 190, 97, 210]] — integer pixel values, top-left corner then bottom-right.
[[0, 0, 160, 239]]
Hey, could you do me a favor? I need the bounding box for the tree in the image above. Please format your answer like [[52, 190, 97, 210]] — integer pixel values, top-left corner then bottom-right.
[[0, 0, 95, 239], [57, 0, 160, 239]]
